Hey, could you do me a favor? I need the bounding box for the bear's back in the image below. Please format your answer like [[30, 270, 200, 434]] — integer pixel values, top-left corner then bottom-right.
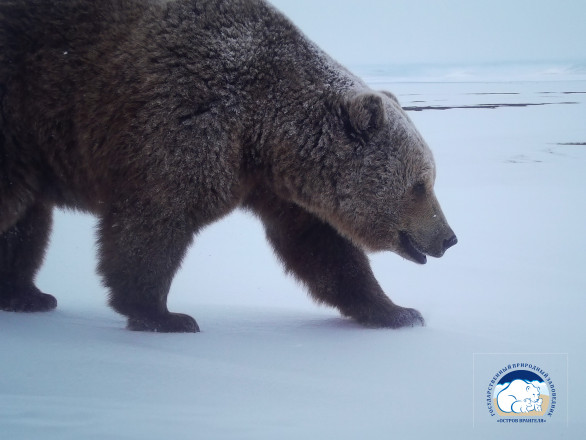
[[0, 0, 148, 72]]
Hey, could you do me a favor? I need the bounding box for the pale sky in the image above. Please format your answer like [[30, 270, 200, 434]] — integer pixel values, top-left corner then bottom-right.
[[269, 0, 586, 66]]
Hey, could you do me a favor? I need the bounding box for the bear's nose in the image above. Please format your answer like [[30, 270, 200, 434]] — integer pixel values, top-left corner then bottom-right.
[[442, 235, 458, 252]]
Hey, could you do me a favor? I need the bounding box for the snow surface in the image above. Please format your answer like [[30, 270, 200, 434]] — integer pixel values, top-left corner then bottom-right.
[[1, 74, 585, 439]]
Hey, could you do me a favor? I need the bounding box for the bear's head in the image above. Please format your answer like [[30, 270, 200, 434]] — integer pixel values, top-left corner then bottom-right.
[[277, 90, 457, 264], [526, 383, 540, 402]]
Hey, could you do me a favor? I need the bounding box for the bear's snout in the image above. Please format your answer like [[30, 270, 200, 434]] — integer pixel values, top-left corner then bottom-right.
[[401, 191, 457, 263], [443, 234, 458, 253], [423, 229, 457, 259]]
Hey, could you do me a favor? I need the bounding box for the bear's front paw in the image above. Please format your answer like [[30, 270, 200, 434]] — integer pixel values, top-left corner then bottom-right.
[[376, 306, 425, 328], [352, 304, 425, 329], [127, 312, 200, 333]]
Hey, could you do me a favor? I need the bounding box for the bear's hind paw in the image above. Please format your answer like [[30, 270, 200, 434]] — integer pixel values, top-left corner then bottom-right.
[[0, 287, 57, 312]]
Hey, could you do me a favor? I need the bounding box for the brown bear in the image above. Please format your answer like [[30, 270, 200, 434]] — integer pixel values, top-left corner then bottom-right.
[[0, 0, 457, 332]]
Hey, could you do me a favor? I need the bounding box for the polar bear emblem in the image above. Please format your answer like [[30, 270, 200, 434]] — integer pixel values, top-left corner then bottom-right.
[[497, 379, 543, 413]]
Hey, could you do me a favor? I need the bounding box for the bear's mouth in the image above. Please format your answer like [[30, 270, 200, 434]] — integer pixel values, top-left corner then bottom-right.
[[399, 232, 427, 264]]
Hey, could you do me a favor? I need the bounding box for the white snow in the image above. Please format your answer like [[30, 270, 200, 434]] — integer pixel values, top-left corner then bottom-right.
[[1, 72, 585, 439]]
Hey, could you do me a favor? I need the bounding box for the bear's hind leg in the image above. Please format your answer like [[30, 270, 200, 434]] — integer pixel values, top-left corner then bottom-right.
[[245, 189, 424, 328], [97, 207, 198, 332], [0, 201, 57, 312]]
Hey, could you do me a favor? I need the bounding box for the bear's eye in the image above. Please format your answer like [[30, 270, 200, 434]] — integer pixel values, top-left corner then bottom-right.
[[412, 182, 426, 197]]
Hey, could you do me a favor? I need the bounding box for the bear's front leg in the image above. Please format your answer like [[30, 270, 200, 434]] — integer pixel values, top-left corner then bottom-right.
[[97, 205, 198, 332], [245, 189, 424, 328]]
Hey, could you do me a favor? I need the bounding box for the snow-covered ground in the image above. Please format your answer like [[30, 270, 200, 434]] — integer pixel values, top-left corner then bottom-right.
[[1, 73, 585, 439]]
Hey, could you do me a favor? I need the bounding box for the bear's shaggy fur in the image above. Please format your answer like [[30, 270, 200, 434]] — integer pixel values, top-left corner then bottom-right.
[[0, 0, 456, 332]]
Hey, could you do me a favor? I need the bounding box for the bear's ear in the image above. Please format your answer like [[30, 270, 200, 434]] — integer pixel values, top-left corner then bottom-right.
[[347, 92, 385, 136], [380, 90, 400, 105]]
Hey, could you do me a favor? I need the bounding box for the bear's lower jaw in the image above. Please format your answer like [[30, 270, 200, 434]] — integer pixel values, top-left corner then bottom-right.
[[399, 232, 427, 264]]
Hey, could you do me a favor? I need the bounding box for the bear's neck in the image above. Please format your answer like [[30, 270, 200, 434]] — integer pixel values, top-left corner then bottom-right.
[[151, 0, 369, 194]]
